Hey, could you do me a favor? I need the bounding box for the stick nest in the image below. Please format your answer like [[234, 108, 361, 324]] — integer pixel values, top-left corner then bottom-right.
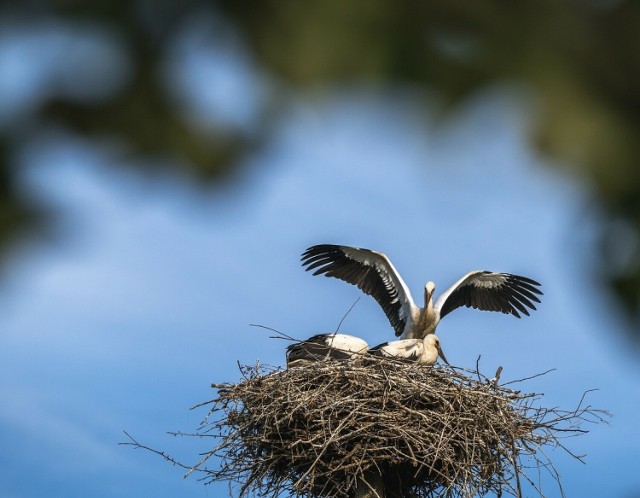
[[146, 359, 607, 498]]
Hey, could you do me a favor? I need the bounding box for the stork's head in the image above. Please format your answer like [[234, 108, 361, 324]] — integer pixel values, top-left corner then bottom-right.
[[426, 334, 449, 365], [424, 281, 436, 305]]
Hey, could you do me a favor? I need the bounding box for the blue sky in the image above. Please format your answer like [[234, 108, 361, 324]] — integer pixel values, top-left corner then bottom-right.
[[1, 20, 639, 498]]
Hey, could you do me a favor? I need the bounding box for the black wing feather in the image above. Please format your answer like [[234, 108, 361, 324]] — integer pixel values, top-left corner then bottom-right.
[[438, 272, 542, 319], [302, 244, 408, 336]]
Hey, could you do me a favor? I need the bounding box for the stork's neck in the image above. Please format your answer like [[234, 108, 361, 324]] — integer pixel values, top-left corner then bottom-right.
[[424, 286, 434, 311]]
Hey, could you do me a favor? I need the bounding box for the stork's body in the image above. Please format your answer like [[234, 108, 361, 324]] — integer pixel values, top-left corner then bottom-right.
[[302, 244, 543, 340], [286, 333, 368, 368], [369, 334, 448, 365], [409, 290, 438, 339]]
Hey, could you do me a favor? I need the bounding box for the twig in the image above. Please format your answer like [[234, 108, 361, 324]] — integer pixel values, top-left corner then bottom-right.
[[502, 369, 557, 386], [335, 297, 360, 333]]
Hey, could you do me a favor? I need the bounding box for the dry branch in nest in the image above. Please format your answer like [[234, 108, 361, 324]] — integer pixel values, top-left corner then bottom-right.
[[124, 359, 608, 498]]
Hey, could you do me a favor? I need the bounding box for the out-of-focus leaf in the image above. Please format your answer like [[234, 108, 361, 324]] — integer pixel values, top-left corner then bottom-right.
[[0, 0, 639, 337]]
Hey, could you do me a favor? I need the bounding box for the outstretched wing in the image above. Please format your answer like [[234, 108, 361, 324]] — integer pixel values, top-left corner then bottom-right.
[[434, 271, 542, 319], [301, 244, 418, 337]]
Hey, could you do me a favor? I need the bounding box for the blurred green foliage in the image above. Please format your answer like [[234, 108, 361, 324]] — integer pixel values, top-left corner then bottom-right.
[[1, 0, 639, 339]]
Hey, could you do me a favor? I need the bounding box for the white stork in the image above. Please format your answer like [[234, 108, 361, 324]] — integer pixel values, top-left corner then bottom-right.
[[368, 334, 449, 365], [286, 333, 369, 368], [301, 244, 543, 339]]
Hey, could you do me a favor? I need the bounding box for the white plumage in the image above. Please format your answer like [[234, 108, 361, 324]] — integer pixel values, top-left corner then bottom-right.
[[302, 244, 543, 339], [286, 333, 369, 368], [368, 334, 449, 365]]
